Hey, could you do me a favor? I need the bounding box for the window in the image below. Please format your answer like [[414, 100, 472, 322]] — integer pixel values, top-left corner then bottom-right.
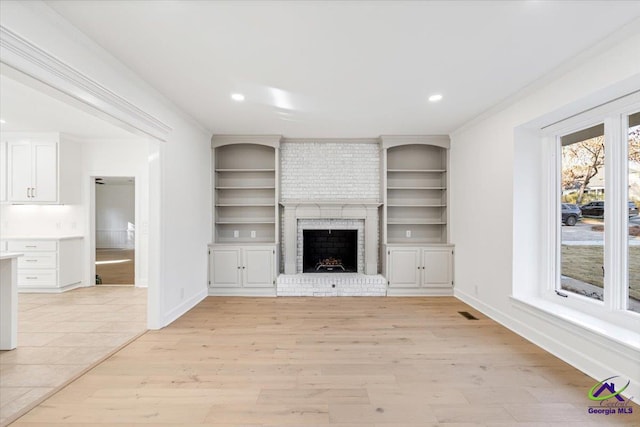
[[560, 124, 605, 303], [627, 111, 640, 313], [544, 93, 640, 327]]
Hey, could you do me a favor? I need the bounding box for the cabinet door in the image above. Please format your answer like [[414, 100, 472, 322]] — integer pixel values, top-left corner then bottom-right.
[[7, 141, 32, 202], [210, 248, 241, 287], [243, 247, 274, 287], [421, 248, 452, 287], [387, 248, 421, 287], [31, 141, 57, 202]]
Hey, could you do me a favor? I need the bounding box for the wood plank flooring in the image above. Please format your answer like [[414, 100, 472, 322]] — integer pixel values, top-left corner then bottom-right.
[[10, 297, 640, 426], [96, 249, 135, 285]]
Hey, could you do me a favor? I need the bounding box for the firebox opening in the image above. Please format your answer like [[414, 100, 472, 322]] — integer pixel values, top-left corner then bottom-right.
[[303, 229, 358, 273]]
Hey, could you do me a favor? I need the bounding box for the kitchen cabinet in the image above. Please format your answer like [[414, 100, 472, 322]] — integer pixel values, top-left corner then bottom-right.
[[3, 133, 80, 204], [5, 237, 83, 292], [208, 245, 276, 295]]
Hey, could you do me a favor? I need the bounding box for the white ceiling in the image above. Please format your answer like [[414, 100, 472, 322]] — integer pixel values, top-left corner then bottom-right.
[[46, 1, 640, 138], [0, 74, 137, 139]]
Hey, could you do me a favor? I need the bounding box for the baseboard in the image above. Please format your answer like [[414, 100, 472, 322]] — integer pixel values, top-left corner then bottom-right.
[[208, 287, 276, 297], [387, 287, 453, 296], [454, 288, 640, 404], [18, 282, 82, 293], [161, 288, 208, 327]]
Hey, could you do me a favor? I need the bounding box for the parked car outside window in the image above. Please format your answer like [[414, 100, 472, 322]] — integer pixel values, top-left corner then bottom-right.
[[579, 200, 639, 218], [580, 201, 604, 217], [561, 203, 582, 226]]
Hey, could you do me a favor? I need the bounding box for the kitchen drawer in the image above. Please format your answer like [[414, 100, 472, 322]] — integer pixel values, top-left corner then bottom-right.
[[18, 253, 57, 269], [18, 269, 57, 286], [8, 240, 57, 252]]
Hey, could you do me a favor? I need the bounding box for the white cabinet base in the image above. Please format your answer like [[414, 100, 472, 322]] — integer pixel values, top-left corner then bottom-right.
[[208, 287, 276, 297], [6, 238, 83, 293], [208, 244, 277, 296], [385, 244, 454, 296]]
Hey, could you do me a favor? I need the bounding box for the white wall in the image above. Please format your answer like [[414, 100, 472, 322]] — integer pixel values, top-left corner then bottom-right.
[[0, 1, 212, 328], [0, 204, 83, 236], [450, 29, 640, 400], [81, 138, 148, 287], [96, 183, 135, 249]]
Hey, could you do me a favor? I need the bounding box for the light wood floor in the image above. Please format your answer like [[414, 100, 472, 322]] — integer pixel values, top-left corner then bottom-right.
[[96, 249, 135, 285], [0, 286, 147, 426], [9, 297, 639, 426]]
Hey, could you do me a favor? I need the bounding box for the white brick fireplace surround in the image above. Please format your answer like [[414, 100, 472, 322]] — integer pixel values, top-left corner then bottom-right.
[[277, 139, 386, 296]]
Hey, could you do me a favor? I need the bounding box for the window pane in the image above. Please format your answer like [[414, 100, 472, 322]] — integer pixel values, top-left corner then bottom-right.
[[628, 112, 640, 313], [560, 124, 605, 301]]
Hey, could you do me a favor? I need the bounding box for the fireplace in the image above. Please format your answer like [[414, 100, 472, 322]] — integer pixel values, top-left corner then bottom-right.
[[303, 230, 357, 273]]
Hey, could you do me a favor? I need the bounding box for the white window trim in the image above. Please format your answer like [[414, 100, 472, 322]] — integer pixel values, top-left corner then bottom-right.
[[537, 92, 640, 333]]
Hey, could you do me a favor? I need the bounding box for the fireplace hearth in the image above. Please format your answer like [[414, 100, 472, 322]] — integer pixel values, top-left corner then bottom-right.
[[303, 230, 357, 273]]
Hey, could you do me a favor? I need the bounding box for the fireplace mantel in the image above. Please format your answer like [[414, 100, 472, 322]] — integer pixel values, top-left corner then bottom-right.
[[281, 200, 381, 275]]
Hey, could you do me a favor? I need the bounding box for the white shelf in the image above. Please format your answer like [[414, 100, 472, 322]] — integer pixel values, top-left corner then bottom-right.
[[216, 219, 276, 224], [387, 219, 446, 225], [216, 203, 275, 207], [387, 238, 446, 244], [215, 169, 275, 172], [214, 143, 277, 244], [387, 187, 446, 190], [386, 143, 448, 245], [215, 186, 275, 190], [387, 204, 446, 207], [387, 169, 446, 173], [216, 237, 275, 244]]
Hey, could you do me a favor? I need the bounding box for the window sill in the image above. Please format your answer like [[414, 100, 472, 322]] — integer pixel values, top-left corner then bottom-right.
[[510, 295, 640, 353]]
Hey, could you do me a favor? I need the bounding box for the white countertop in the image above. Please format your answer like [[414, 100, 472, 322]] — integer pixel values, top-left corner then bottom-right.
[[0, 236, 83, 241], [0, 252, 24, 260]]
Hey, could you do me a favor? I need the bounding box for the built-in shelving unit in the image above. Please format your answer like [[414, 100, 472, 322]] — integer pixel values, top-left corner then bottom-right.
[[385, 143, 448, 244], [213, 142, 278, 244], [380, 136, 453, 295]]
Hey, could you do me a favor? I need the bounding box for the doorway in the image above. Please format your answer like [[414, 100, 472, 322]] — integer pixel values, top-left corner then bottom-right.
[[95, 176, 135, 285]]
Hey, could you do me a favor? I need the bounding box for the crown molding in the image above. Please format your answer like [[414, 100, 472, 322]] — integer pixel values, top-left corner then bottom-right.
[[0, 25, 172, 142], [211, 134, 282, 149]]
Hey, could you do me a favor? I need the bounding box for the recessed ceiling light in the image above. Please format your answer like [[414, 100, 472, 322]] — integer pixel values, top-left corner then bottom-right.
[[428, 94, 443, 102], [231, 93, 245, 102], [0, 119, 6, 124]]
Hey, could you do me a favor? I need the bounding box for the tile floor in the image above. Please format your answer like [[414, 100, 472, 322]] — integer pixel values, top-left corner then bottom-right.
[[0, 286, 147, 426]]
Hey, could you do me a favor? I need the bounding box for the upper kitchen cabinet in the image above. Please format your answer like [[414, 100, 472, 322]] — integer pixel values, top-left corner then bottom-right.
[[3, 133, 80, 204]]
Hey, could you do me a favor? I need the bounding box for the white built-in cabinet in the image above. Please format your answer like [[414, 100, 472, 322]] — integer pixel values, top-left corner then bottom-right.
[[208, 245, 276, 290], [5, 238, 83, 293], [208, 135, 281, 296], [1, 133, 80, 204], [386, 245, 453, 292], [381, 136, 454, 295]]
